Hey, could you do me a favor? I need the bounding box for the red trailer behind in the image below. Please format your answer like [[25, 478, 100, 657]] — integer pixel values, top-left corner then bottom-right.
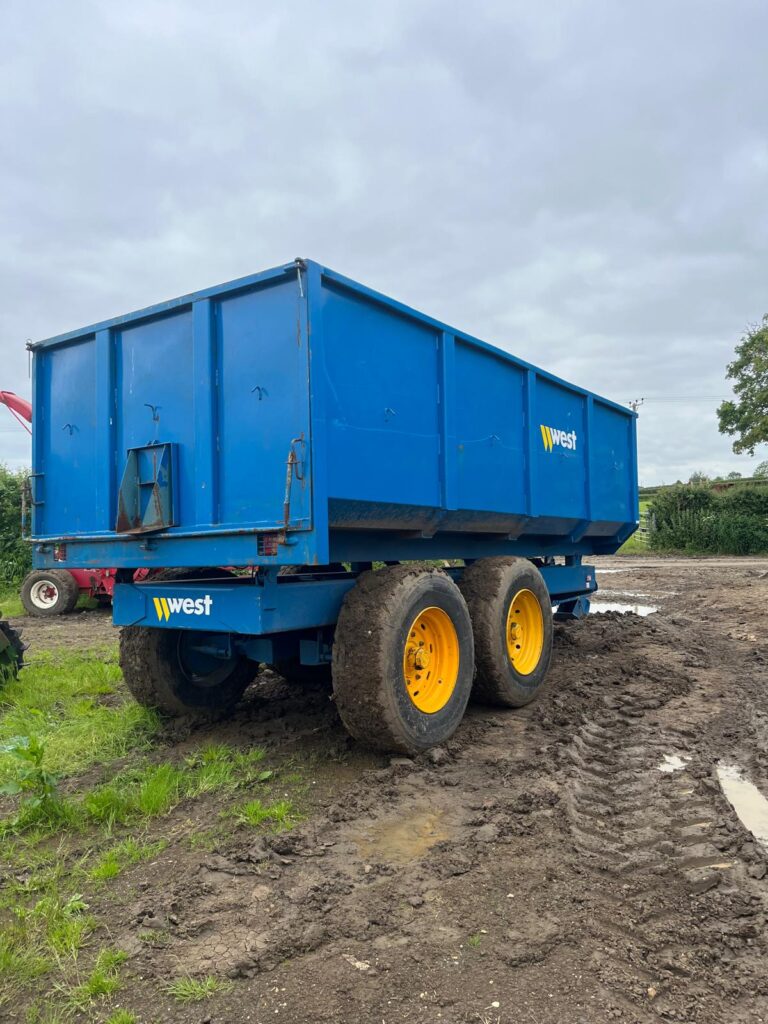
[[1, 390, 142, 615]]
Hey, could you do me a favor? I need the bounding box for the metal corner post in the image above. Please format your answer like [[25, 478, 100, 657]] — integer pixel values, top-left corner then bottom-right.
[[30, 347, 42, 537], [305, 261, 330, 565], [524, 369, 537, 517]]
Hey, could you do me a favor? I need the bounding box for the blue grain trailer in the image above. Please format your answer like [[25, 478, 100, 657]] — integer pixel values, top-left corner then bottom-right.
[[24, 259, 638, 752]]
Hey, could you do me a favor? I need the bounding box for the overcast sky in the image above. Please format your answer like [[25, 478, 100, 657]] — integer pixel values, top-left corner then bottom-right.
[[1, 0, 767, 485]]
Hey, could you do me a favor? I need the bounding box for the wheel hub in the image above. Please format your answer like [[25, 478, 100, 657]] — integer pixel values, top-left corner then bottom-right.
[[407, 645, 431, 671], [30, 580, 59, 609], [505, 588, 544, 676], [176, 631, 239, 688], [403, 606, 460, 714]]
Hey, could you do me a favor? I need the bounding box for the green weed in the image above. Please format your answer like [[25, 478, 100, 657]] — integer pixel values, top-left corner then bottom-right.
[[84, 746, 271, 828], [233, 798, 297, 829], [186, 829, 220, 852], [0, 735, 66, 825], [22, 1001, 69, 1024], [62, 948, 127, 1010], [0, 934, 51, 991], [88, 837, 167, 882], [0, 887, 94, 999], [104, 1012, 137, 1024], [0, 651, 159, 784], [166, 975, 232, 1002], [467, 933, 483, 948], [85, 763, 186, 826], [27, 892, 93, 959], [184, 742, 268, 795]]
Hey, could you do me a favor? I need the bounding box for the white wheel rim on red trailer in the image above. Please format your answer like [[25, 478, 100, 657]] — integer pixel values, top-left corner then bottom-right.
[[29, 579, 59, 609]]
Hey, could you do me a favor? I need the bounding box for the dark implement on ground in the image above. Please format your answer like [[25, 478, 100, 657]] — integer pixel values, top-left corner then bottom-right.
[[0, 615, 25, 679]]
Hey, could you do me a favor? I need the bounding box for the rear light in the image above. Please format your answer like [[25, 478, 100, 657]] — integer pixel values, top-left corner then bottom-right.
[[258, 533, 279, 557]]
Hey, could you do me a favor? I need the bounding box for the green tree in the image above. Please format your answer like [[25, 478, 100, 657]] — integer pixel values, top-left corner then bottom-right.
[[0, 464, 31, 584], [688, 471, 710, 485], [755, 460, 768, 479], [726, 471, 742, 479], [717, 315, 768, 455]]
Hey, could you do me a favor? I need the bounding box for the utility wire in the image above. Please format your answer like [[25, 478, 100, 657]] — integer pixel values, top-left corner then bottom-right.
[[629, 396, 730, 412]]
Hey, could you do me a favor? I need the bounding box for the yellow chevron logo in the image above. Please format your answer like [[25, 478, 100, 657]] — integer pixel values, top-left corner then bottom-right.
[[540, 424, 578, 452], [151, 594, 214, 620]]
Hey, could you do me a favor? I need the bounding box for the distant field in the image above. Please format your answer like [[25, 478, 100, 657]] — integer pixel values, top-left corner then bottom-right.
[[617, 498, 651, 553]]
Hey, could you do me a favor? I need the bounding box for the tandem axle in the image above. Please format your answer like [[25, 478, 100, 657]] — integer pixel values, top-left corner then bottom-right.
[[113, 559, 597, 668]]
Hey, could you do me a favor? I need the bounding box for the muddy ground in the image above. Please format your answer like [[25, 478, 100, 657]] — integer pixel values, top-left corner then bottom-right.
[[7, 556, 768, 1024]]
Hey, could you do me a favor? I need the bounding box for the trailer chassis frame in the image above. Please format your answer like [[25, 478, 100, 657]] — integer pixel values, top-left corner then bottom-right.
[[113, 559, 597, 666]]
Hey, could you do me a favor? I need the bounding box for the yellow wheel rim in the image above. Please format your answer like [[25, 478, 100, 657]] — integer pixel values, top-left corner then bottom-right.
[[403, 606, 460, 714], [506, 589, 544, 676]]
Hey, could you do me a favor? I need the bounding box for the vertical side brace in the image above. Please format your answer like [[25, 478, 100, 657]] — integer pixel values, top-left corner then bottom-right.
[[584, 395, 594, 522], [438, 331, 457, 510], [305, 262, 330, 565], [524, 370, 537, 518], [192, 299, 217, 526], [94, 329, 115, 531]]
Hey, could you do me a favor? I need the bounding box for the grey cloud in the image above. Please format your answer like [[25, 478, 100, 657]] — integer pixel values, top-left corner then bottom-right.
[[1, 0, 767, 484]]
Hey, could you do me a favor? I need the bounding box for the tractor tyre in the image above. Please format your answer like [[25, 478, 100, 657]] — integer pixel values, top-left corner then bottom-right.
[[332, 564, 474, 754], [0, 616, 25, 683]]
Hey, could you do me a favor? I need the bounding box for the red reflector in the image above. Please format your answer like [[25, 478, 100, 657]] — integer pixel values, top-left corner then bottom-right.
[[54, 544, 67, 562], [258, 533, 279, 557]]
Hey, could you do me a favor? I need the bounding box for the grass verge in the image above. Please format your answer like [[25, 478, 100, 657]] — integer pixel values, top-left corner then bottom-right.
[[0, 633, 308, 1019], [0, 649, 159, 784]]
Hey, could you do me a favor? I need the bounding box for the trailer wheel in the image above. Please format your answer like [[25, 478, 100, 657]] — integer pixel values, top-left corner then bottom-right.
[[119, 569, 254, 716], [332, 565, 474, 754], [20, 570, 79, 617], [272, 564, 344, 686], [459, 557, 553, 707]]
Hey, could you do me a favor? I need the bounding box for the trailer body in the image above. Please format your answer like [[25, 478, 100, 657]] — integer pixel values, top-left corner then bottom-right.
[[29, 258, 637, 583], [28, 258, 639, 637], [27, 260, 639, 749]]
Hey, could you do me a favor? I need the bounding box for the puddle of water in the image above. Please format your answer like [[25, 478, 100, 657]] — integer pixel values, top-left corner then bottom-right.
[[717, 764, 768, 850], [600, 588, 650, 597], [599, 588, 678, 599], [590, 601, 658, 616], [657, 754, 691, 773], [354, 809, 450, 864]]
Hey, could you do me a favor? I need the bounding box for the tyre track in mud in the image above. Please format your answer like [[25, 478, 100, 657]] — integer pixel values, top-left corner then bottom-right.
[[6, 558, 768, 1023], [120, 602, 768, 1019], [564, 604, 768, 1023]]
